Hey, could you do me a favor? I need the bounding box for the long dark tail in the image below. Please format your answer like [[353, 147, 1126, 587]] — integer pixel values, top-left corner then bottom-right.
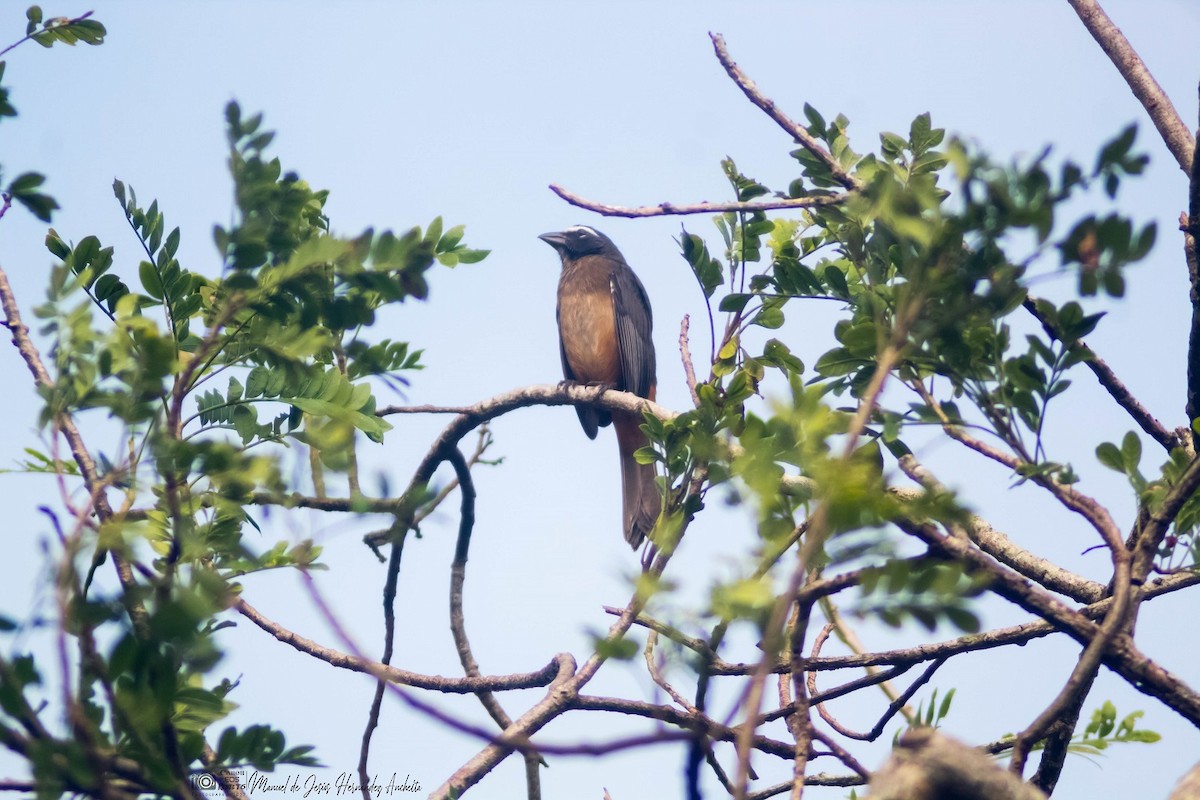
[[615, 414, 659, 549]]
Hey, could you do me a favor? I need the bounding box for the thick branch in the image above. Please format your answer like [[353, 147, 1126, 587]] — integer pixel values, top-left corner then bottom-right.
[[618, 570, 1199, 677], [1065, 0, 1193, 175], [549, 183, 846, 218], [893, 464, 1106, 604], [899, 517, 1200, 724], [1185, 97, 1200, 422], [378, 383, 672, 428]]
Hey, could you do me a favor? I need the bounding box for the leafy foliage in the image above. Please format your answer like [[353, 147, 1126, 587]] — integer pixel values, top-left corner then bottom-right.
[[1073, 701, 1162, 753], [639, 103, 1161, 644], [0, 11, 486, 795]]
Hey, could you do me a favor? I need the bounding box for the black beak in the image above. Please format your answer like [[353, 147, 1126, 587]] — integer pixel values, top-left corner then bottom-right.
[[538, 231, 568, 250]]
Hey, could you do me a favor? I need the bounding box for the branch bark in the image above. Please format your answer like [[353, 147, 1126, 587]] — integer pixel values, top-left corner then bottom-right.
[[236, 597, 566, 693], [549, 183, 845, 218], [1066, 0, 1193, 175]]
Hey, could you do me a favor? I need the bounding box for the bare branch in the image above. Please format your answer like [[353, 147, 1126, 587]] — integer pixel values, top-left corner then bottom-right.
[[235, 597, 565, 693], [445, 448, 544, 799], [808, 617, 946, 743], [1029, 670, 1097, 795], [745, 773, 865, 799], [1185, 103, 1200, 423], [1066, 0, 1193, 175], [709, 33, 862, 191], [785, 599, 815, 800], [569, 695, 795, 761], [679, 315, 701, 407], [549, 183, 846, 218], [378, 383, 674, 424], [808, 729, 869, 780], [359, 527, 404, 800]]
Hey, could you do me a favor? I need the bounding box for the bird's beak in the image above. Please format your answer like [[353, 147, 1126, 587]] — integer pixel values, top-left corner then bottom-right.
[[538, 231, 568, 250]]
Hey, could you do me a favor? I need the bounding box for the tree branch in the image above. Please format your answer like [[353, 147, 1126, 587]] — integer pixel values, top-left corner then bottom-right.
[[358, 523, 404, 800], [679, 314, 701, 407], [808, 615, 946, 743], [709, 33, 862, 192], [894, 460, 1107, 604], [1065, 0, 1193, 175], [0, 266, 147, 637], [1024, 296, 1179, 452], [235, 597, 566, 693], [548, 183, 846, 218], [1185, 95, 1200, 423], [445, 448, 543, 800]]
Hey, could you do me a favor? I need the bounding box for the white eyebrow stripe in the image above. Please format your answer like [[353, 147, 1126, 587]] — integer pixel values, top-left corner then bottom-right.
[[565, 225, 600, 236]]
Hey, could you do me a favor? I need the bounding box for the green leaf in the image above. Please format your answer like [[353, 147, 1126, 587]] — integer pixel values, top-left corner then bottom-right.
[[822, 265, 850, 298], [719, 293, 752, 313], [139, 260, 164, 299], [1120, 431, 1141, 471], [1099, 441, 1123, 472]]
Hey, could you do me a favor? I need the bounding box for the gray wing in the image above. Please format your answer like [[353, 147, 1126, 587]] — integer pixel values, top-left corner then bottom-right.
[[610, 262, 656, 398]]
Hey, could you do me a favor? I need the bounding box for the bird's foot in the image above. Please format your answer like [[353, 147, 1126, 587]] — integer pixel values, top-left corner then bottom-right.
[[558, 379, 617, 391], [639, 540, 659, 572]]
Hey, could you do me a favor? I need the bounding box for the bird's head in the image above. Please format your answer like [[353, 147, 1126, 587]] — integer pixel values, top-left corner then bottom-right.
[[538, 225, 619, 260]]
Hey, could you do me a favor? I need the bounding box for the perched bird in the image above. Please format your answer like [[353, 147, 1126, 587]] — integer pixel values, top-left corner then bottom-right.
[[539, 226, 659, 549]]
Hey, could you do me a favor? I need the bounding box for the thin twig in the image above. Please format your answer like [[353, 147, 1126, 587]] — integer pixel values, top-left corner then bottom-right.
[[679, 315, 701, 407], [359, 526, 404, 800], [0, 11, 96, 59], [0, 266, 147, 638], [709, 33, 862, 192]]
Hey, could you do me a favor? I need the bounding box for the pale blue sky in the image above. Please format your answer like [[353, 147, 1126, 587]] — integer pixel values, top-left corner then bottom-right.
[[2, 2, 1199, 798]]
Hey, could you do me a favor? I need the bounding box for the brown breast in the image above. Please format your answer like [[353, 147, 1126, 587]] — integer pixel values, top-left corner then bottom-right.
[[558, 259, 621, 386]]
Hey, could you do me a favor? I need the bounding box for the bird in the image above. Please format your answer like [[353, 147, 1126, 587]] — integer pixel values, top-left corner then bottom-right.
[[539, 225, 659, 549]]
